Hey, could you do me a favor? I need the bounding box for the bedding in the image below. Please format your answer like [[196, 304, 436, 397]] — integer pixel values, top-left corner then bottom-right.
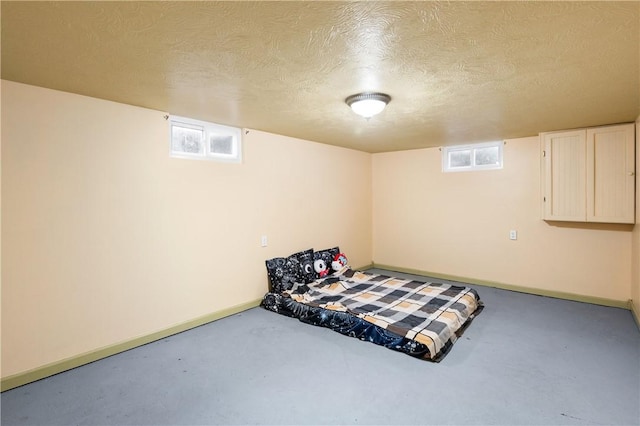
[[261, 263, 483, 361]]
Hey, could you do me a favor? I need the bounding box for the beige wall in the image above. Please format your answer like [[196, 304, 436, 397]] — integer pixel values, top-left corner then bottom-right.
[[2, 79, 636, 380], [372, 136, 632, 302], [632, 116, 640, 317], [1, 81, 372, 378]]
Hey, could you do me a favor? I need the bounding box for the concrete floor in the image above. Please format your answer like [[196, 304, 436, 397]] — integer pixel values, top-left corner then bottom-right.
[[2, 270, 639, 425]]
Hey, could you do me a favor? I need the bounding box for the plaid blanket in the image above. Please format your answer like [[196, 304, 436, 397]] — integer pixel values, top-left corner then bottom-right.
[[286, 269, 482, 360]]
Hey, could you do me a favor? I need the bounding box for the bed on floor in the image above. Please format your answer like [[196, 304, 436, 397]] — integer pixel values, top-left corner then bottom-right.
[[261, 247, 483, 361]]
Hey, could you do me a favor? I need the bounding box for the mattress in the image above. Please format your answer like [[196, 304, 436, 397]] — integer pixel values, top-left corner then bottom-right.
[[261, 268, 483, 361]]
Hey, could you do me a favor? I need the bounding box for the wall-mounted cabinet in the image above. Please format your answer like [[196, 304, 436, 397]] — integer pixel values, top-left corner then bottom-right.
[[541, 123, 635, 224]]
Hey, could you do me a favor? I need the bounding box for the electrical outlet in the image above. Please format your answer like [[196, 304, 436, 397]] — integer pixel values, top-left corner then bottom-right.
[[261, 235, 268, 247], [509, 230, 517, 240]]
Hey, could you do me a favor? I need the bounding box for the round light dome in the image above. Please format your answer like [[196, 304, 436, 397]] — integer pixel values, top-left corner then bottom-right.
[[345, 93, 391, 118]]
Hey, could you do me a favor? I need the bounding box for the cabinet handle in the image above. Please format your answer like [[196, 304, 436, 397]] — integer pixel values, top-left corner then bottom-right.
[[629, 172, 636, 176]]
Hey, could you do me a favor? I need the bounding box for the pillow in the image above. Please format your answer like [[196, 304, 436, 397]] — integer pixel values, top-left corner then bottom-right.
[[291, 248, 315, 284], [265, 256, 301, 293], [313, 246, 340, 278], [331, 252, 349, 273]]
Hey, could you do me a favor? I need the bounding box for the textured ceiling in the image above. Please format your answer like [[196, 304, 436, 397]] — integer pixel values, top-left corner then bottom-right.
[[2, 1, 639, 153]]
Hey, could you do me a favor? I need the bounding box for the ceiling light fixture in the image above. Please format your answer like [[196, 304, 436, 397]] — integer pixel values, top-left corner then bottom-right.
[[345, 92, 391, 119]]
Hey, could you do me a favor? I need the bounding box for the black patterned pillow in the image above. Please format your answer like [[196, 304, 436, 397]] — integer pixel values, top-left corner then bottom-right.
[[313, 246, 340, 278], [292, 248, 315, 284], [265, 256, 301, 293]]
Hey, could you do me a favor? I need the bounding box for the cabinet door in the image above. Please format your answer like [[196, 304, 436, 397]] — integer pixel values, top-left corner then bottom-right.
[[586, 124, 635, 224], [543, 130, 587, 221]]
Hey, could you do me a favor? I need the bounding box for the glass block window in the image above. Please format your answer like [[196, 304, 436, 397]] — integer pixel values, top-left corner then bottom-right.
[[448, 149, 472, 168], [171, 124, 204, 155], [169, 116, 241, 163], [209, 134, 234, 155], [443, 141, 503, 172]]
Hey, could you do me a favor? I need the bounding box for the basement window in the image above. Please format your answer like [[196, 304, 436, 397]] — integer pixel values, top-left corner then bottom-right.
[[442, 141, 503, 172], [169, 115, 242, 163]]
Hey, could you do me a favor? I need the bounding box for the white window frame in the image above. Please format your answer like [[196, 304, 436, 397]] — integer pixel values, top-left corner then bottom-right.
[[169, 115, 242, 163], [442, 141, 503, 172]]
